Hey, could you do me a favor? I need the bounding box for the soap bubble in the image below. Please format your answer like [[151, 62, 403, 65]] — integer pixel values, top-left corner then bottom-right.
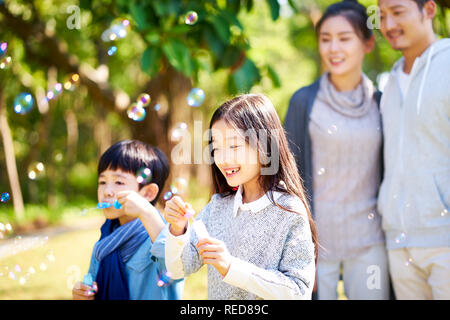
[[13, 92, 34, 115], [0, 55, 11, 69], [441, 209, 448, 217], [317, 168, 325, 176], [63, 73, 80, 91], [107, 46, 117, 56], [46, 250, 55, 262], [394, 232, 406, 244], [170, 177, 188, 195], [157, 271, 173, 287], [327, 125, 338, 135], [8, 271, 16, 280], [184, 11, 198, 25], [46, 83, 63, 101], [136, 93, 151, 108], [14, 264, 21, 273], [127, 103, 146, 121], [170, 122, 188, 143], [154, 104, 161, 111], [136, 167, 152, 184], [28, 162, 45, 180], [0, 42, 7, 56], [19, 277, 27, 285], [1, 192, 10, 203], [163, 191, 173, 201], [368, 212, 375, 220], [39, 262, 47, 271], [187, 88, 205, 107]]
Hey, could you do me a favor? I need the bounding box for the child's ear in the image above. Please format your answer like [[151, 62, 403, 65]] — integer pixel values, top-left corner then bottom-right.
[[139, 183, 159, 202]]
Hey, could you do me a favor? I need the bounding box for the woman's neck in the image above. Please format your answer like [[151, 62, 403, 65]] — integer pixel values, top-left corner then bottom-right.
[[242, 177, 265, 203], [329, 69, 362, 92]]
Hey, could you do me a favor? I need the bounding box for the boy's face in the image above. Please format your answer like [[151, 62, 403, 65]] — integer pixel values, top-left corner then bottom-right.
[[379, 0, 434, 52], [97, 168, 140, 220]]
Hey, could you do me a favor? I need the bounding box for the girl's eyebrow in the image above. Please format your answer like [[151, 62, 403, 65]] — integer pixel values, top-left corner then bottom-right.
[[320, 31, 354, 36]]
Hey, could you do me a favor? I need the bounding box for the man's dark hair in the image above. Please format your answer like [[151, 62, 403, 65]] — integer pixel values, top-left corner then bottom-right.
[[98, 140, 170, 205]]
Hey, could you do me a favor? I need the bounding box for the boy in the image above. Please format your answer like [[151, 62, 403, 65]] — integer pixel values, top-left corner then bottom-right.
[[377, 0, 450, 299], [72, 140, 184, 300]]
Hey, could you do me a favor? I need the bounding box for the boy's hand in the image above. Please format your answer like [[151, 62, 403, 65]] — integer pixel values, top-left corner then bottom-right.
[[164, 196, 193, 236], [196, 237, 232, 277], [117, 191, 155, 219], [72, 281, 97, 300]]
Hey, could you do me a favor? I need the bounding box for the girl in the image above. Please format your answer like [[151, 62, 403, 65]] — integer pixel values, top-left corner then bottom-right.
[[164, 94, 317, 300], [285, 0, 390, 300]]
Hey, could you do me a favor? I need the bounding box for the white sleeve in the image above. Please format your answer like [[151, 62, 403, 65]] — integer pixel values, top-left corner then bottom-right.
[[164, 223, 191, 280]]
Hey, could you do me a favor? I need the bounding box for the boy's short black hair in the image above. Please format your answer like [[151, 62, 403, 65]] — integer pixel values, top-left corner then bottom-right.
[[98, 140, 170, 205]]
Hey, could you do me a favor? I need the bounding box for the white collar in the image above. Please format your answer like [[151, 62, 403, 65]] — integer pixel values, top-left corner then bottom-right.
[[232, 184, 284, 218]]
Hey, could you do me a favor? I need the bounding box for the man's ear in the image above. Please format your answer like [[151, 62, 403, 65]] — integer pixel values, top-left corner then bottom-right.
[[139, 183, 159, 202], [423, 0, 436, 20]]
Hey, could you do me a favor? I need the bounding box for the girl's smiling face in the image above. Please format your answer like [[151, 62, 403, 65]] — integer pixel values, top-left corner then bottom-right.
[[97, 169, 139, 220], [211, 119, 261, 188]]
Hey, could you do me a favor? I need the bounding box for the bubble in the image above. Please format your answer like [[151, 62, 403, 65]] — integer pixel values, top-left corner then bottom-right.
[[46, 83, 63, 101], [405, 257, 413, 267], [63, 73, 80, 91], [0, 55, 11, 69], [184, 11, 198, 25], [13, 92, 34, 114], [136, 93, 151, 108], [8, 271, 16, 280], [28, 267, 36, 274], [171, 177, 188, 195], [39, 262, 47, 271], [368, 212, 375, 220], [19, 277, 27, 285], [107, 46, 117, 56], [127, 103, 146, 121], [394, 232, 406, 244], [187, 88, 205, 107], [136, 167, 152, 184], [163, 191, 173, 201], [110, 22, 127, 39], [5, 223, 13, 234], [28, 162, 45, 180], [157, 271, 173, 287], [1, 192, 10, 203], [154, 104, 161, 111], [46, 250, 55, 262], [327, 125, 338, 135], [14, 264, 21, 272], [441, 209, 448, 217], [170, 122, 188, 143], [317, 168, 325, 176], [0, 42, 7, 56]]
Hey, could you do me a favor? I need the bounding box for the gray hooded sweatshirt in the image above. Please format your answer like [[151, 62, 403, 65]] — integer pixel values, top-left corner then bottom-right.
[[377, 38, 450, 250]]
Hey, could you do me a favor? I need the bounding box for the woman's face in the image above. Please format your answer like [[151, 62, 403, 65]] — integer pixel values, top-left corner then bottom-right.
[[318, 16, 371, 77]]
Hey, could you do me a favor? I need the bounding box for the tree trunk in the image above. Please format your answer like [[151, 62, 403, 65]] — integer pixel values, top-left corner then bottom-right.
[[0, 89, 25, 220]]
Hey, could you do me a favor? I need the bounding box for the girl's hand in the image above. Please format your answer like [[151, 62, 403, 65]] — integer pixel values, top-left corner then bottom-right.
[[196, 237, 232, 277], [164, 196, 193, 236], [72, 281, 98, 300], [116, 190, 154, 219]]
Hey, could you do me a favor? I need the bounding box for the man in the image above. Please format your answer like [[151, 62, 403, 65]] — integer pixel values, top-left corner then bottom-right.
[[377, 0, 450, 299]]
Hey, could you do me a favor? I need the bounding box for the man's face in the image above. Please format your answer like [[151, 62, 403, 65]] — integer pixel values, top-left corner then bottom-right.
[[379, 0, 432, 51]]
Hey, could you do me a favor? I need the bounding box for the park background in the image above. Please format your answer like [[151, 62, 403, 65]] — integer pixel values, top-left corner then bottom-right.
[[0, 0, 448, 299]]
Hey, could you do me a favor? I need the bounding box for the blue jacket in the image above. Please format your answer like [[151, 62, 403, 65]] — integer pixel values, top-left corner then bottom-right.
[[88, 224, 184, 300]]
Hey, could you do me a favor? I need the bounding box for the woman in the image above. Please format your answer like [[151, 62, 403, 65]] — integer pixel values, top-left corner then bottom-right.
[[285, 0, 390, 300]]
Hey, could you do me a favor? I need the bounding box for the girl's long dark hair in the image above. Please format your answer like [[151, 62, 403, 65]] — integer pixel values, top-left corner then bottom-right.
[[208, 94, 318, 261]]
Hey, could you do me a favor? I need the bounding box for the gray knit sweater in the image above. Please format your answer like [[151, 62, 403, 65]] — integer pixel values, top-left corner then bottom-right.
[[165, 191, 316, 300]]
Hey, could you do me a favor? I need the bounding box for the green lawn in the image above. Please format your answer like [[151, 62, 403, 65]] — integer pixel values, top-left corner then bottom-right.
[[0, 212, 344, 300], [0, 214, 208, 300]]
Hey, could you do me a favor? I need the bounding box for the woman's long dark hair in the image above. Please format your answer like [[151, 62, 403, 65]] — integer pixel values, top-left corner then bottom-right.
[[208, 94, 318, 261]]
